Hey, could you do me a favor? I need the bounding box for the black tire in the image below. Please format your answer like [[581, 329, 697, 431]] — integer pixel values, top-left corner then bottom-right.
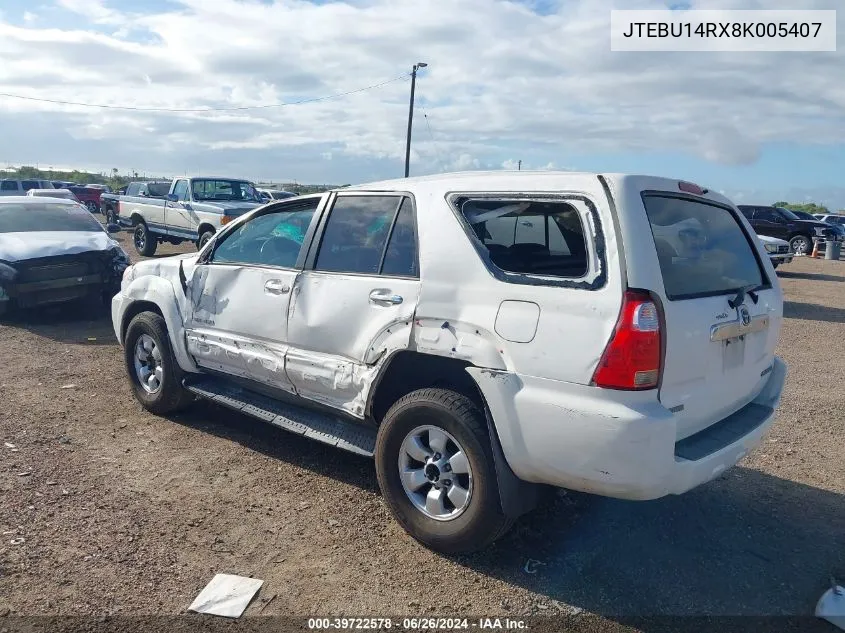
[[197, 229, 215, 251], [789, 234, 813, 255], [85, 201, 98, 213], [124, 311, 193, 415], [375, 388, 512, 554], [771, 261, 779, 269], [133, 222, 158, 257]]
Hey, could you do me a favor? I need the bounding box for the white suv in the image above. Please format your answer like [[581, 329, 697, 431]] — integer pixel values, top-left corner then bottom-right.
[[112, 172, 787, 553]]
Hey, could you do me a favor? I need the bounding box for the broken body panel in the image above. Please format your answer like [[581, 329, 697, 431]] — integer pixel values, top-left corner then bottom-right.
[[113, 171, 786, 502]]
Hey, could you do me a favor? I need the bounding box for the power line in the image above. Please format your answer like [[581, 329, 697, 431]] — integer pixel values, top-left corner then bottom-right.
[[422, 109, 447, 172], [0, 73, 410, 113]]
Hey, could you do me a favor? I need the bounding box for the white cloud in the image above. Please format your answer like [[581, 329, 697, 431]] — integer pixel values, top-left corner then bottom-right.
[[0, 0, 842, 200], [22, 12, 37, 23]]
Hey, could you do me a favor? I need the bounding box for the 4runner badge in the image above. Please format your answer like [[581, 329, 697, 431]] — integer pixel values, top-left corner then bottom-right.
[[739, 306, 751, 327]]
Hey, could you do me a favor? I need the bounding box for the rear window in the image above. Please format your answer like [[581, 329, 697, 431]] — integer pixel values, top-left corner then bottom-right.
[[643, 194, 765, 301], [0, 202, 103, 233], [460, 199, 588, 278]]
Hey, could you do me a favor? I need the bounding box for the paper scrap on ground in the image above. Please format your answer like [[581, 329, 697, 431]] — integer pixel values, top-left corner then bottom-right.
[[816, 585, 845, 631], [188, 573, 263, 618]]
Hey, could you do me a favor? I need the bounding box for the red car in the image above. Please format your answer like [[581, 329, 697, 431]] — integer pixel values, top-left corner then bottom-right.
[[67, 186, 103, 214]]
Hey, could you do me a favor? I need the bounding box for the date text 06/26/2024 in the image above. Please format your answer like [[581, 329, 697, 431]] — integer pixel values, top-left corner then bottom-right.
[[307, 618, 529, 630]]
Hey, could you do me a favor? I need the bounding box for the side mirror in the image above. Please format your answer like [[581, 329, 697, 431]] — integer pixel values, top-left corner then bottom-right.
[[106, 223, 121, 234], [166, 193, 179, 202]]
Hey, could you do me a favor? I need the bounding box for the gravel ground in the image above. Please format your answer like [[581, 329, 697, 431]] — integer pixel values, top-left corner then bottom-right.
[[1, 230, 843, 631]]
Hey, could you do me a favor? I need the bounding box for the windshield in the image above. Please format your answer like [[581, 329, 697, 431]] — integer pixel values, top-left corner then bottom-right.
[[643, 195, 766, 301], [191, 179, 262, 202], [0, 202, 104, 233], [790, 210, 816, 221]]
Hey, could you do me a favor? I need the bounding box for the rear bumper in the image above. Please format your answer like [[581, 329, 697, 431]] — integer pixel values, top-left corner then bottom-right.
[[468, 357, 787, 500]]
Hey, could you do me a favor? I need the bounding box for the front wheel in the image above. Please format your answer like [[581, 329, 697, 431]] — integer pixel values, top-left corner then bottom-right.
[[85, 201, 98, 213], [124, 311, 193, 415], [197, 230, 215, 250], [134, 222, 158, 257], [375, 388, 512, 554], [790, 234, 813, 255]]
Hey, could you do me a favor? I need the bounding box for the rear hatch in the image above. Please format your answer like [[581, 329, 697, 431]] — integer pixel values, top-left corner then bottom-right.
[[638, 187, 782, 441]]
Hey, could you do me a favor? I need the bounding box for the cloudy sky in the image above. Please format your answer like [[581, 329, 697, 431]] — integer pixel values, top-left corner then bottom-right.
[[0, 0, 843, 208]]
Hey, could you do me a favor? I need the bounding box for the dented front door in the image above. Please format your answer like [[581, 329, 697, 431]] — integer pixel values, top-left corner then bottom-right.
[[185, 264, 299, 393], [182, 198, 325, 394]]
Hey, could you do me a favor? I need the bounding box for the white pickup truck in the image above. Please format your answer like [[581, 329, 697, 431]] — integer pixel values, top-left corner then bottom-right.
[[116, 177, 265, 256], [112, 172, 787, 553]]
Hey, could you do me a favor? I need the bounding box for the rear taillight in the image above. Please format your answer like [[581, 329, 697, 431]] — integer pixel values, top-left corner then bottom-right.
[[592, 290, 662, 390]]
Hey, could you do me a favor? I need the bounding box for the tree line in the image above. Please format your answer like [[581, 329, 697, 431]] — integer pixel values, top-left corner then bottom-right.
[[772, 201, 842, 216]]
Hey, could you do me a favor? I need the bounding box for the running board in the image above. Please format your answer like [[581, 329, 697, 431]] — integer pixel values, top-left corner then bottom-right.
[[182, 375, 376, 457]]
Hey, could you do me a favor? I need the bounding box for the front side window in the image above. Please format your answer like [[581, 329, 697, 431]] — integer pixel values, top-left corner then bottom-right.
[[459, 199, 588, 278], [21, 180, 39, 191], [172, 180, 189, 201], [643, 194, 766, 301], [314, 196, 404, 275], [755, 209, 781, 223], [212, 200, 319, 268]]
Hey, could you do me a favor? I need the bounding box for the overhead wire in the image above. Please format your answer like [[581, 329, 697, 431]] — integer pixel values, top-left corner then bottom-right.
[[0, 72, 410, 113]]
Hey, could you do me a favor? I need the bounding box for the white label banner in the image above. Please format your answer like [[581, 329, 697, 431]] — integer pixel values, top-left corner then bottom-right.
[[611, 10, 837, 52]]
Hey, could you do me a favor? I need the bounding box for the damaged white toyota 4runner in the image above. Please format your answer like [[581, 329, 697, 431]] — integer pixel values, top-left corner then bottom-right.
[[112, 172, 787, 553]]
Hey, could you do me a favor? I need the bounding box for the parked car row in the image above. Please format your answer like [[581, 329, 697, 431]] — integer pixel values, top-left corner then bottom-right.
[[739, 205, 845, 255]]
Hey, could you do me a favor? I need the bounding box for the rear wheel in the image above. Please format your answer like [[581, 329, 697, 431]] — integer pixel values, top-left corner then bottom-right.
[[134, 222, 158, 257], [84, 201, 98, 213], [124, 312, 193, 415], [375, 388, 512, 554]]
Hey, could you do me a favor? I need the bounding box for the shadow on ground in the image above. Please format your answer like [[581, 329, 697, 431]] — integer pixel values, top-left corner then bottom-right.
[[458, 468, 844, 619], [168, 400, 378, 493], [783, 301, 845, 323], [778, 270, 845, 283], [166, 401, 844, 619], [0, 303, 117, 345]]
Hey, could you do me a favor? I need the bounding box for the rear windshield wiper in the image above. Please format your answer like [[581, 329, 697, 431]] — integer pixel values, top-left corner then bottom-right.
[[728, 284, 759, 308]]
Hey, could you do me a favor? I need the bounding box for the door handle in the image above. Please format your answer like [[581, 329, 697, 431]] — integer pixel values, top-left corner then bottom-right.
[[369, 290, 403, 305], [264, 279, 290, 295]]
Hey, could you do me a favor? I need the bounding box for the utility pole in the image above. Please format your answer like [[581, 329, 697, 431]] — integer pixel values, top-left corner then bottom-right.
[[404, 62, 428, 178], [518, 160, 522, 171]]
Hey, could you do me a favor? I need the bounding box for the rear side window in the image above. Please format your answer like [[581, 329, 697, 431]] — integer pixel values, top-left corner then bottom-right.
[[460, 199, 588, 278], [643, 194, 765, 301], [0, 181, 18, 191], [381, 197, 418, 277], [315, 195, 405, 275], [125, 183, 140, 196], [21, 180, 39, 191]]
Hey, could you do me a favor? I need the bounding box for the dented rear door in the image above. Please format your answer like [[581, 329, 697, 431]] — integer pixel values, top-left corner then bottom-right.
[[285, 193, 421, 417]]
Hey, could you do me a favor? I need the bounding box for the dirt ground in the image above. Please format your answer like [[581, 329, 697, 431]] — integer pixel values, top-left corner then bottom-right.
[[1, 228, 843, 631]]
